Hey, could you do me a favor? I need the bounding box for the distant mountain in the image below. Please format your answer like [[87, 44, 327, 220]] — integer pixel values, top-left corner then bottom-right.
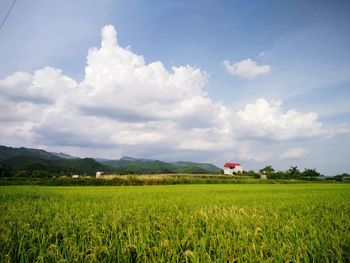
[[97, 156, 221, 174], [0, 146, 221, 177], [4, 156, 109, 176], [0, 145, 60, 161], [93, 157, 112, 163], [49, 152, 77, 159], [120, 156, 137, 161], [171, 161, 221, 173], [0, 146, 109, 176], [99, 157, 175, 174], [100, 156, 165, 167], [120, 156, 154, 162]]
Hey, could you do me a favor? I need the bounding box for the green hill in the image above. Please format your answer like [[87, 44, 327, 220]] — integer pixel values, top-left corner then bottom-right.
[[0, 146, 109, 177], [0, 145, 221, 177], [0, 145, 60, 161], [171, 161, 221, 173], [99, 156, 221, 174], [2, 155, 109, 177], [100, 157, 177, 174]]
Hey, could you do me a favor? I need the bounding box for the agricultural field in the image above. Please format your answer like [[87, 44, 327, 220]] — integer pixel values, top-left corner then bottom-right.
[[0, 184, 349, 262]]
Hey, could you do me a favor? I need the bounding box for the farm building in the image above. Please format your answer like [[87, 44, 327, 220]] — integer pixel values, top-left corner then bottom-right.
[[72, 174, 79, 179], [224, 163, 243, 175], [96, 171, 104, 178]]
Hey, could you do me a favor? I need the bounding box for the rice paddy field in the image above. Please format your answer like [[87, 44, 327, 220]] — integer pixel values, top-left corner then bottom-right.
[[1, 184, 349, 262]]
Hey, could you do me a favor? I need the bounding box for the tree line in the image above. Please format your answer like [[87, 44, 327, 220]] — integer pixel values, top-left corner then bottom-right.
[[1, 162, 349, 181], [240, 165, 349, 180]]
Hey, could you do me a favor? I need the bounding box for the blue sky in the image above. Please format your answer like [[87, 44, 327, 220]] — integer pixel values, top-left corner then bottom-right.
[[0, 0, 349, 175]]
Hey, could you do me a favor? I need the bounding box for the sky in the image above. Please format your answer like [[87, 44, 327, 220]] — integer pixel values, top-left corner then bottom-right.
[[0, 0, 349, 175]]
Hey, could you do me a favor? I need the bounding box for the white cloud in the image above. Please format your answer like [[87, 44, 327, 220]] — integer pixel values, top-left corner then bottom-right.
[[326, 123, 350, 138], [280, 147, 311, 159], [236, 145, 271, 162], [0, 25, 334, 163], [335, 124, 350, 135], [177, 127, 234, 151], [79, 25, 216, 125], [223, 58, 271, 78], [234, 98, 324, 140], [0, 25, 229, 152], [0, 67, 77, 104]]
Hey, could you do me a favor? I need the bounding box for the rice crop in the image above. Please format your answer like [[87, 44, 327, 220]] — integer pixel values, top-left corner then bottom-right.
[[0, 184, 349, 262]]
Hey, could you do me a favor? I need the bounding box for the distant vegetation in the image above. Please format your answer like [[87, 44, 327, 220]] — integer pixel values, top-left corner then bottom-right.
[[1, 146, 349, 184], [255, 165, 323, 179], [0, 146, 221, 178]]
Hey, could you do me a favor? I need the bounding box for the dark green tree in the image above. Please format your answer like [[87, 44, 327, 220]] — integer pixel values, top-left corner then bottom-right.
[[259, 165, 275, 175], [32, 170, 51, 178], [302, 168, 321, 177], [243, 170, 259, 178], [14, 170, 30, 177], [259, 165, 277, 179], [0, 163, 11, 177], [287, 166, 301, 178]]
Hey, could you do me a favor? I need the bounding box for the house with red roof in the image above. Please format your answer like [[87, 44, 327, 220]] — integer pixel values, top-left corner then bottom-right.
[[224, 163, 243, 175]]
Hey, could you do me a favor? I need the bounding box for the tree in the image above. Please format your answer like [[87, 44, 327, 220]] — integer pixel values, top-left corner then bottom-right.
[[333, 173, 350, 182], [259, 165, 275, 175], [243, 170, 259, 178], [14, 170, 29, 177], [259, 165, 276, 179], [287, 166, 301, 178], [0, 164, 11, 177], [302, 168, 321, 177], [32, 170, 50, 178]]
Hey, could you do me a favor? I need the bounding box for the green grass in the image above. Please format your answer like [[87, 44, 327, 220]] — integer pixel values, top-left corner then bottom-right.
[[1, 184, 349, 262]]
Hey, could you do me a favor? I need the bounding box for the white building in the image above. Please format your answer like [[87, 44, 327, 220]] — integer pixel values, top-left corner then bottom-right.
[[72, 174, 79, 179], [96, 171, 104, 178], [224, 163, 243, 175]]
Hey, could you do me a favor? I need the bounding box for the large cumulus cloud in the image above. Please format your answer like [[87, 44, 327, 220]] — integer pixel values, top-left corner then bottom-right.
[[235, 98, 324, 140], [78, 25, 219, 127]]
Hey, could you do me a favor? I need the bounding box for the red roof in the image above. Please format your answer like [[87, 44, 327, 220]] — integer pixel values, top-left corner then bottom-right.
[[224, 163, 241, 168]]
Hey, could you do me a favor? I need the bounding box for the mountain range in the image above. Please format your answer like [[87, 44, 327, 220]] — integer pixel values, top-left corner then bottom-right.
[[0, 145, 221, 177]]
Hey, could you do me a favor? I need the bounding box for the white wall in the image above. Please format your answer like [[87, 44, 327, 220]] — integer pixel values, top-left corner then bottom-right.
[[224, 168, 232, 175], [224, 166, 243, 175]]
